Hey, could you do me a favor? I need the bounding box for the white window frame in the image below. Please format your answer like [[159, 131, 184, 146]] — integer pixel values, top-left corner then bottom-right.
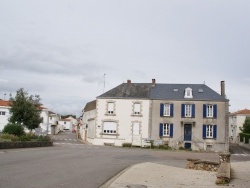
[[206, 125, 213, 138], [184, 87, 193, 98], [163, 123, 170, 136], [133, 103, 141, 115], [107, 102, 114, 114], [206, 105, 213, 117], [163, 104, 170, 116], [103, 121, 117, 134], [185, 104, 192, 117]]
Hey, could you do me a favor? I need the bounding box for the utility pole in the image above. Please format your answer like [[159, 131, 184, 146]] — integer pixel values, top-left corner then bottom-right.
[[103, 73, 106, 93], [46, 109, 49, 135]]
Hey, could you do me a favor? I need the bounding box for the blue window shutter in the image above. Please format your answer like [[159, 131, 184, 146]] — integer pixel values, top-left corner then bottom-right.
[[170, 104, 174, 117], [181, 104, 185, 117], [213, 125, 217, 139], [203, 104, 206, 118], [213, 105, 217, 118], [170, 123, 173, 138], [160, 103, 164, 117], [159, 123, 163, 137], [203, 125, 206, 139], [192, 104, 195, 118]]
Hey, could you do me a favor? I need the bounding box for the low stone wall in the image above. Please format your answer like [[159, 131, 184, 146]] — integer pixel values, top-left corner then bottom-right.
[[0, 141, 53, 149], [216, 153, 231, 185], [187, 153, 231, 185], [186, 159, 220, 172]]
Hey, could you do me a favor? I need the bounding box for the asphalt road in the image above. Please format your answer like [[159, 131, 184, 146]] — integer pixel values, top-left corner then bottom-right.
[[0, 132, 249, 188]]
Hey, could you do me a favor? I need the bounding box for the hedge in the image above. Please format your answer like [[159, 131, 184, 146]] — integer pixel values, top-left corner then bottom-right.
[[0, 141, 53, 149], [239, 133, 250, 144]]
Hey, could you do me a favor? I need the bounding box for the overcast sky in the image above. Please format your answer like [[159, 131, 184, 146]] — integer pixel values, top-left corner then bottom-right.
[[0, 0, 249, 116]]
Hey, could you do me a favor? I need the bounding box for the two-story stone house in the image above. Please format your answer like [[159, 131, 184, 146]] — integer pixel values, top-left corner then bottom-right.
[[150, 80, 229, 152], [82, 79, 229, 152]]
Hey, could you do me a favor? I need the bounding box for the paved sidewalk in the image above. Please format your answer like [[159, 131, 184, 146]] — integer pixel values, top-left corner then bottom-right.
[[102, 161, 250, 188]]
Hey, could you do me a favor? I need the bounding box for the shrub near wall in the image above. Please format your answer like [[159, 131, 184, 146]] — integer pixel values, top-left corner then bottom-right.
[[0, 133, 53, 149], [240, 133, 250, 143], [0, 141, 53, 149]]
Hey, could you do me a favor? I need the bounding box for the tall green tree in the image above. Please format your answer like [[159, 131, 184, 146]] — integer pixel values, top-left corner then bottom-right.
[[240, 117, 250, 134], [9, 88, 42, 131]]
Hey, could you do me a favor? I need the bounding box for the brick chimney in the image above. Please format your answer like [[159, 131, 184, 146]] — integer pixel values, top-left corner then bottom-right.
[[152, 79, 156, 87], [127, 80, 131, 84], [221, 81, 225, 97]]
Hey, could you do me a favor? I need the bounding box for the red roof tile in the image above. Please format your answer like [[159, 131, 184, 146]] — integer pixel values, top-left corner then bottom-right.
[[0, 100, 11, 107], [231, 109, 250, 115]]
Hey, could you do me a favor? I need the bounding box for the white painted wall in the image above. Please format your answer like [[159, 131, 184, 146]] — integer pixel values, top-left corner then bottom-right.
[[229, 115, 250, 143], [58, 120, 72, 130], [0, 106, 10, 132], [94, 98, 150, 146], [80, 109, 96, 142], [39, 109, 50, 134]]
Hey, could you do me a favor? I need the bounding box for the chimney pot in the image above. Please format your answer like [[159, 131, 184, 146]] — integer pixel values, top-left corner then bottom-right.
[[221, 81, 225, 97], [127, 80, 131, 84]]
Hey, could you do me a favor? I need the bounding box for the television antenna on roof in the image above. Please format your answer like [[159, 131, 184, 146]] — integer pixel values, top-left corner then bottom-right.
[[103, 73, 106, 93]]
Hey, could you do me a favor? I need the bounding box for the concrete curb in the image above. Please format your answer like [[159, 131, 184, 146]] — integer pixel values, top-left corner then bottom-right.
[[99, 165, 134, 188]]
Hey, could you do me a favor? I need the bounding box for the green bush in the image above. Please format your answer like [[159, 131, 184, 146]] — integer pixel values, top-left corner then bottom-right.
[[19, 135, 31, 141], [239, 133, 250, 143], [19, 133, 39, 141], [36, 135, 51, 142], [2, 123, 25, 137], [0, 134, 20, 142], [122, 142, 132, 147]]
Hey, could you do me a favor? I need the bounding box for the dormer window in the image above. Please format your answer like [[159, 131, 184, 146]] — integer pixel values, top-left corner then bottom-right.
[[184, 87, 193, 98]]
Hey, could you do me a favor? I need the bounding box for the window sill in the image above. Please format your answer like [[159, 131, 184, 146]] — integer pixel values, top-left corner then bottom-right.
[[131, 114, 143, 117], [100, 133, 119, 136], [203, 138, 216, 140], [105, 113, 116, 116], [161, 136, 172, 138]]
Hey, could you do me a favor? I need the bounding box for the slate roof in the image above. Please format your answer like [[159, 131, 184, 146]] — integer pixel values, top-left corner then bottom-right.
[[98, 83, 151, 99], [97, 82, 228, 102], [150, 84, 228, 101], [84, 100, 96, 112]]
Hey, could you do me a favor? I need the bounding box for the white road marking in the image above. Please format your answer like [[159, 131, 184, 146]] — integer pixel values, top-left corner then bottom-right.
[[232, 154, 250, 157]]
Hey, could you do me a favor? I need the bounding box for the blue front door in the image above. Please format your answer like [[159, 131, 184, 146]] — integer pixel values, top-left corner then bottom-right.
[[184, 124, 192, 141]]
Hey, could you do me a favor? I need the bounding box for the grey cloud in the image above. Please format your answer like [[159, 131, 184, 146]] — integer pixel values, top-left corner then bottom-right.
[[0, 41, 108, 77]]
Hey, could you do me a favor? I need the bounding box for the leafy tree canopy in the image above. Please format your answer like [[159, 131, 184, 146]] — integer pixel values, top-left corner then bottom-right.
[[240, 117, 250, 134], [9, 88, 42, 131]]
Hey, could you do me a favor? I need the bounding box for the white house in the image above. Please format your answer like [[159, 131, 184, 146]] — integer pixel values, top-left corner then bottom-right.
[[229, 109, 250, 143], [82, 80, 151, 146], [49, 111, 62, 135], [0, 100, 61, 134], [0, 100, 11, 132], [80, 100, 96, 141], [58, 119, 72, 131], [64, 116, 78, 132]]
